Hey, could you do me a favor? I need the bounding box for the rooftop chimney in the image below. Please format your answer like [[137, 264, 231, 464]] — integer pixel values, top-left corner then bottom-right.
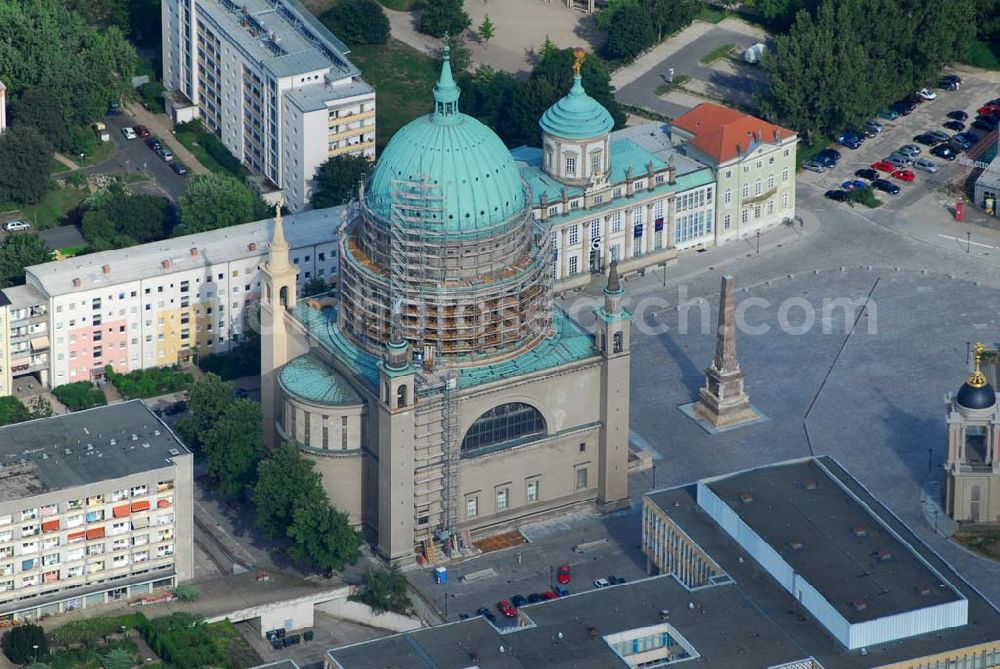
[[161, 259, 171, 270], [101, 265, 111, 275], [736, 142, 743, 155], [190, 247, 199, 257], [248, 242, 258, 252], [72, 277, 81, 287]]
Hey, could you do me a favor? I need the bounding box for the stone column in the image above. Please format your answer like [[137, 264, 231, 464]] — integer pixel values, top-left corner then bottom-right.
[[667, 196, 677, 249], [624, 210, 633, 259], [560, 228, 569, 278], [603, 215, 612, 270], [645, 204, 655, 254]]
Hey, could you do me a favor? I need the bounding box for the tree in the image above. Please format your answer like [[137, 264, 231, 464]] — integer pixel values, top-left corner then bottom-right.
[[1, 624, 48, 664], [303, 276, 330, 296], [176, 373, 234, 448], [0, 397, 30, 427], [419, 0, 471, 38], [310, 154, 371, 209], [326, 0, 390, 45], [99, 648, 134, 669], [353, 564, 413, 614], [478, 15, 495, 47], [27, 395, 53, 420], [82, 185, 172, 250], [0, 126, 53, 205], [443, 33, 473, 73], [647, 0, 698, 42], [287, 500, 362, 572], [177, 173, 270, 235], [602, 3, 656, 60], [537, 35, 559, 63], [9, 89, 73, 151], [201, 399, 263, 495], [254, 441, 325, 539], [0, 233, 50, 289]]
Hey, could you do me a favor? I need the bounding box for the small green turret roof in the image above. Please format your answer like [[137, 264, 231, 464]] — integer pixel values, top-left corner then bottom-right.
[[539, 74, 614, 140]]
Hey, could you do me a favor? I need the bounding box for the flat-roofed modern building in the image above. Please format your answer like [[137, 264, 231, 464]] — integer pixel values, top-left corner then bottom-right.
[[161, 0, 375, 211], [0, 207, 344, 393], [0, 401, 193, 622], [326, 457, 1000, 668]]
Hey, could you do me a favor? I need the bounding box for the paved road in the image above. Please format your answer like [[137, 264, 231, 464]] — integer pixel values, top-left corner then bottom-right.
[[100, 111, 190, 201], [616, 25, 762, 119]]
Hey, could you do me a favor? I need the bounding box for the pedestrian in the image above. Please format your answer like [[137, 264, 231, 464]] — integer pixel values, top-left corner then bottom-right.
[[516, 552, 522, 565]]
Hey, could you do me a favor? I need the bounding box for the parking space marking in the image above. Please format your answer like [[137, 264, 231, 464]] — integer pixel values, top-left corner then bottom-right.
[[938, 234, 995, 249]]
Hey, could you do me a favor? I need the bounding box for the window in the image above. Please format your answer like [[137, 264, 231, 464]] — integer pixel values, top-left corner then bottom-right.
[[724, 214, 732, 230], [767, 174, 775, 189], [568, 225, 579, 246], [591, 153, 601, 173], [576, 467, 589, 490], [725, 170, 732, 178], [565, 156, 576, 176], [496, 488, 509, 512], [754, 204, 761, 219], [782, 193, 790, 209], [723, 189, 731, 204], [782, 167, 789, 181], [742, 183, 749, 198], [741, 209, 749, 224], [527, 480, 539, 503], [461, 403, 546, 453], [568, 255, 579, 275], [611, 211, 623, 232], [754, 179, 762, 196], [466, 497, 478, 519], [591, 219, 601, 239]]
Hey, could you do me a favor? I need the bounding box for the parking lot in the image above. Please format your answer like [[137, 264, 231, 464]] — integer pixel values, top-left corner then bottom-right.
[[101, 110, 191, 202], [796, 72, 998, 211]]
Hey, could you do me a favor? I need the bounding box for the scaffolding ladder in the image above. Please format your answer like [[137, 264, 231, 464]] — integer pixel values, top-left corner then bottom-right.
[[389, 175, 444, 319], [440, 375, 460, 550]]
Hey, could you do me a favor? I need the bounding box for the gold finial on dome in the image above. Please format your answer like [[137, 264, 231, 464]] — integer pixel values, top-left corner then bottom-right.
[[572, 47, 586, 75], [969, 342, 988, 388]]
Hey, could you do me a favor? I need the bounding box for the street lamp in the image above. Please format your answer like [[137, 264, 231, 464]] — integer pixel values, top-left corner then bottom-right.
[[549, 565, 554, 590], [756, 229, 761, 256], [32, 644, 38, 663], [967, 231, 972, 254]]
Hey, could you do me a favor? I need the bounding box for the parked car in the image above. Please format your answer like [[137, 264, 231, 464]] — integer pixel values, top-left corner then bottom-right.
[[458, 613, 470, 620], [497, 600, 516, 617], [939, 79, 960, 91], [906, 92, 925, 105], [801, 161, 826, 173], [894, 99, 917, 115], [557, 565, 571, 585], [973, 116, 999, 132], [825, 190, 848, 202], [947, 110, 969, 121], [877, 109, 899, 120], [3, 220, 31, 232], [527, 593, 543, 604], [941, 74, 962, 85], [121, 126, 137, 140], [914, 158, 937, 173], [943, 120, 965, 132], [917, 88, 937, 101], [155, 147, 175, 162], [107, 101, 122, 114], [930, 144, 957, 161], [886, 155, 912, 168], [977, 103, 1000, 117], [949, 134, 972, 150], [855, 168, 880, 180], [145, 137, 162, 151], [609, 576, 627, 585], [959, 131, 980, 144], [926, 130, 950, 143], [234, 387, 250, 399], [872, 179, 901, 195], [864, 119, 884, 134], [913, 133, 938, 146], [134, 125, 151, 138], [593, 578, 611, 589], [841, 179, 867, 190], [816, 148, 841, 165], [554, 586, 570, 597], [540, 591, 559, 600], [511, 595, 528, 608], [476, 607, 497, 623], [836, 131, 863, 149], [170, 162, 188, 175], [891, 169, 915, 183], [871, 160, 896, 173], [898, 144, 921, 157]]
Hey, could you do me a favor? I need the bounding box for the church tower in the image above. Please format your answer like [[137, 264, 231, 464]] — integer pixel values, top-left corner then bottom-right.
[[260, 201, 299, 447], [375, 310, 417, 563], [945, 342, 1000, 523], [595, 261, 631, 511]]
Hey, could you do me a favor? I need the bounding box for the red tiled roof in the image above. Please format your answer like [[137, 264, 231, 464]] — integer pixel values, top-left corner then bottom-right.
[[672, 103, 797, 163]]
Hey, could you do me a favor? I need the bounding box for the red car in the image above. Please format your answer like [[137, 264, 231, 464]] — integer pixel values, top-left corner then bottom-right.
[[134, 124, 151, 139], [978, 104, 1000, 117], [540, 591, 559, 600], [497, 600, 516, 617], [557, 565, 571, 585], [871, 160, 895, 173], [891, 169, 915, 183]]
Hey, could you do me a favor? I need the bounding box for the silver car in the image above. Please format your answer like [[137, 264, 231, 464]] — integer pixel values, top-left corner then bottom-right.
[[926, 130, 949, 143], [886, 154, 913, 168], [898, 144, 921, 157], [865, 119, 884, 134], [914, 158, 937, 173], [802, 161, 826, 173]]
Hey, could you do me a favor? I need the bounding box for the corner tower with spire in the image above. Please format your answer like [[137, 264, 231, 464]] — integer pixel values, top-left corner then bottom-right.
[[260, 200, 300, 447]]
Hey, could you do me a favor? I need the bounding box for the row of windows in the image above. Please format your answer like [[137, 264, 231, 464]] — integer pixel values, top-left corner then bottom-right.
[[465, 467, 589, 518]]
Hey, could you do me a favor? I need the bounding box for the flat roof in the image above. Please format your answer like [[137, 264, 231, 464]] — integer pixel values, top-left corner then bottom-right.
[[701, 458, 961, 623], [0, 284, 44, 310], [976, 154, 1000, 190], [285, 79, 374, 113], [0, 401, 189, 503], [27, 206, 345, 297], [197, 0, 357, 80]]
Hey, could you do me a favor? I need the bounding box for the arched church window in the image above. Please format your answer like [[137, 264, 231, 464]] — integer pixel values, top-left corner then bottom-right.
[[461, 402, 546, 453], [397, 384, 408, 407], [613, 331, 623, 353], [279, 286, 289, 308]]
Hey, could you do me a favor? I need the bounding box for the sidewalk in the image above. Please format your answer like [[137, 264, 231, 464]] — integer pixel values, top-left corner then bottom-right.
[[125, 102, 209, 176], [610, 20, 715, 90], [53, 153, 82, 171]]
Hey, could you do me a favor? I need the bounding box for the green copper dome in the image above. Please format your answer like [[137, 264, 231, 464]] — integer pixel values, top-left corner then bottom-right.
[[540, 74, 614, 140], [365, 46, 526, 233]]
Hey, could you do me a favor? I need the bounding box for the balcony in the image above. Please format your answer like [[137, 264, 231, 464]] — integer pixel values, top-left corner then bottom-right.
[[328, 140, 375, 158], [328, 125, 370, 143]]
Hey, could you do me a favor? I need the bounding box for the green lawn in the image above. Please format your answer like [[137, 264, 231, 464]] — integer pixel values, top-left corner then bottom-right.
[[174, 124, 232, 175], [50, 158, 71, 174], [77, 139, 117, 168], [347, 38, 439, 152], [695, 5, 729, 23], [0, 184, 88, 231], [655, 74, 692, 97], [700, 43, 735, 65]]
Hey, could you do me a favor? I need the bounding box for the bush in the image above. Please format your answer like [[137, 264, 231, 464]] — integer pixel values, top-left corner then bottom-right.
[[50, 614, 145, 648], [197, 334, 260, 380], [2, 624, 48, 664], [351, 564, 413, 614], [138, 613, 235, 669], [847, 185, 881, 208], [105, 365, 193, 400], [138, 82, 166, 114], [419, 0, 471, 38], [602, 4, 656, 60], [200, 133, 243, 176], [52, 381, 106, 411], [327, 0, 390, 45], [0, 396, 30, 426]]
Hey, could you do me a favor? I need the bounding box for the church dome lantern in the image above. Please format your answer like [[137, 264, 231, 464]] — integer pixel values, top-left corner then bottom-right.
[[956, 343, 997, 415], [539, 48, 615, 186]]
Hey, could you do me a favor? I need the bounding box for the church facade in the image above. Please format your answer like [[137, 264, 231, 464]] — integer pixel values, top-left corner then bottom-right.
[[260, 49, 631, 563]]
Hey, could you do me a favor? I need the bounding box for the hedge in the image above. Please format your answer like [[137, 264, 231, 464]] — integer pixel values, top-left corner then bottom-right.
[[51, 382, 106, 412], [104, 365, 193, 400]]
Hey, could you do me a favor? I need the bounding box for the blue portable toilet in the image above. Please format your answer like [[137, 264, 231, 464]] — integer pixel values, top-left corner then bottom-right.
[[435, 567, 448, 585]]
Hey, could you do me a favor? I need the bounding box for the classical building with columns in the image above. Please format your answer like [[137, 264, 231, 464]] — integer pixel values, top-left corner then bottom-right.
[[946, 343, 1000, 523], [515, 92, 716, 291], [260, 48, 631, 564]]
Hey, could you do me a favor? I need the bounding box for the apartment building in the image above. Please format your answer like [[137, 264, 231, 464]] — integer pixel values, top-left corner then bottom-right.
[[162, 0, 375, 211], [0, 401, 193, 621], [671, 103, 798, 243], [0, 207, 343, 393]]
